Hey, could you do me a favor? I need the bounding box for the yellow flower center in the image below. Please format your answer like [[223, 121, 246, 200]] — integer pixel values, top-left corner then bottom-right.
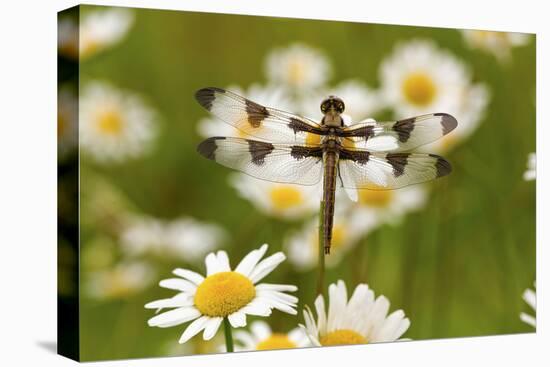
[[288, 60, 305, 85], [194, 271, 256, 317], [256, 333, 297, 350], [269, 186, 304, 211], [358, 189, 394, 208], [320, 329, 368, 346], [96, 109, 124, 136], [402, 72, 437, 106]]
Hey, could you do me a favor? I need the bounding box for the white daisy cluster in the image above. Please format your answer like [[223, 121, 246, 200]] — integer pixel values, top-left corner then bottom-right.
[[121, 215, 226, 262], [146, 244, 298, 344], [85, 261, 155, 300], [460, 30, 531, 63], [80, 81, 158, 163], [379, 39, 490, 153], [58, 7, 134, 60], [197, 43, 438, 270]]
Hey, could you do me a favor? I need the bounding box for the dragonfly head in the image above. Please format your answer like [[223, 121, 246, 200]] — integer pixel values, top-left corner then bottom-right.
[[320, 96, 345, 117]]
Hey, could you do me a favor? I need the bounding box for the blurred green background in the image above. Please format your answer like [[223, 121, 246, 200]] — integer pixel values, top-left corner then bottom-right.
[[60, 5, 535, 361]]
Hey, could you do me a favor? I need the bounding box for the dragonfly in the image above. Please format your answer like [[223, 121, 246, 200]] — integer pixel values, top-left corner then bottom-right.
[[195, 87, 457, 254]]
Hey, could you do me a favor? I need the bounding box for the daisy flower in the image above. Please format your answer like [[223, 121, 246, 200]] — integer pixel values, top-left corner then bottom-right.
[[146, 244, 298, 344], [523, 153, 536, 181], [286, 208, 377, 271], [232, 320, 311, 351], [80, 81, 157, 163], [229, 173, 320, 220], [303, 280, 410, 346], [197, 83, 295, 139], [58, 86, 78, 157], [58, 8, 134, 59], [349, 185, 428, 228], [121, 216, 226, 262], [460, 30, 531, 62], [265, 43, 331, 92], [520, 282, 536, 328], [85, 261, 154, 300], [379, 40, 489, 152]]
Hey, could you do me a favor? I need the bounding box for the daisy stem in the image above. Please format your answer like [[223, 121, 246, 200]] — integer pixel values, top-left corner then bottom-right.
[[317, 200, 326, 297], [223, 317, 234, 353]]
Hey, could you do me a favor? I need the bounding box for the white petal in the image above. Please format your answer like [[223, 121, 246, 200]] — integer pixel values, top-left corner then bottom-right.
[[159, 278, 197, 293], [365, 295, 390, 336], [205, 252, 221, 275], [257, 290, 298, 305], [523, 289, 536, 310], [520, 313, 536, 328], [240, 299, 272, 316], [228, 311, 247, 328], [299, 323, 321, 347], [145, 294, 193, 311], [314, 295, 327, 335], [235, 244, 268, 277], [255, 283, 298, 292], [173, 268, 204, 285], [371, 310, 406, 342], [148, 307, 201, 328], [216, 250, 231, 272], [179, 316, 210, 344], [202, 317, 223, 340], [391, 318, 411, 340], [302, 307, 318, 338], [327, 280, 347, 332], [249, 252, 286, 283]]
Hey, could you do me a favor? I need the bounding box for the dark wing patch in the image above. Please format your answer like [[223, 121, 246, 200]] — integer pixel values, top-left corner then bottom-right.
[[393, 117, 415, 143], [247, 140, 274, 166], [196, 137, 323, 185], [195, 87, 326, 142], [340, 113, 458, 152], [338, 147, 452, 190], [386, 153, 410, 177]]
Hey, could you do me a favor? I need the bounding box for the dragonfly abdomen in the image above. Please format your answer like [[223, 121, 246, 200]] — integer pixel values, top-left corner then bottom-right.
[[322, 149, 338, 254]]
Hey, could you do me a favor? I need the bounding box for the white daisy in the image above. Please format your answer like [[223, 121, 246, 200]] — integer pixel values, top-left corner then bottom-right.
[[232, 320, 311, 351], [146, 244, 298, 344], [85, 261, 154, 300], [523, 153, 536, 181], [58, 86, 78, 156], [460, 30, 531, 62], [80, 81, 157, 163], [286, 208, 377, 271], [520, 282, 536, 328], [121, 216, 226, 262], [58, 8, 133, 59], [197, 83, 295, 139], [379, 40, 489, 152], [303, 280, 410, 346], [229, 173, 320, 220], [265, 43, 331, 92], [350, 185, 427, 229]]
